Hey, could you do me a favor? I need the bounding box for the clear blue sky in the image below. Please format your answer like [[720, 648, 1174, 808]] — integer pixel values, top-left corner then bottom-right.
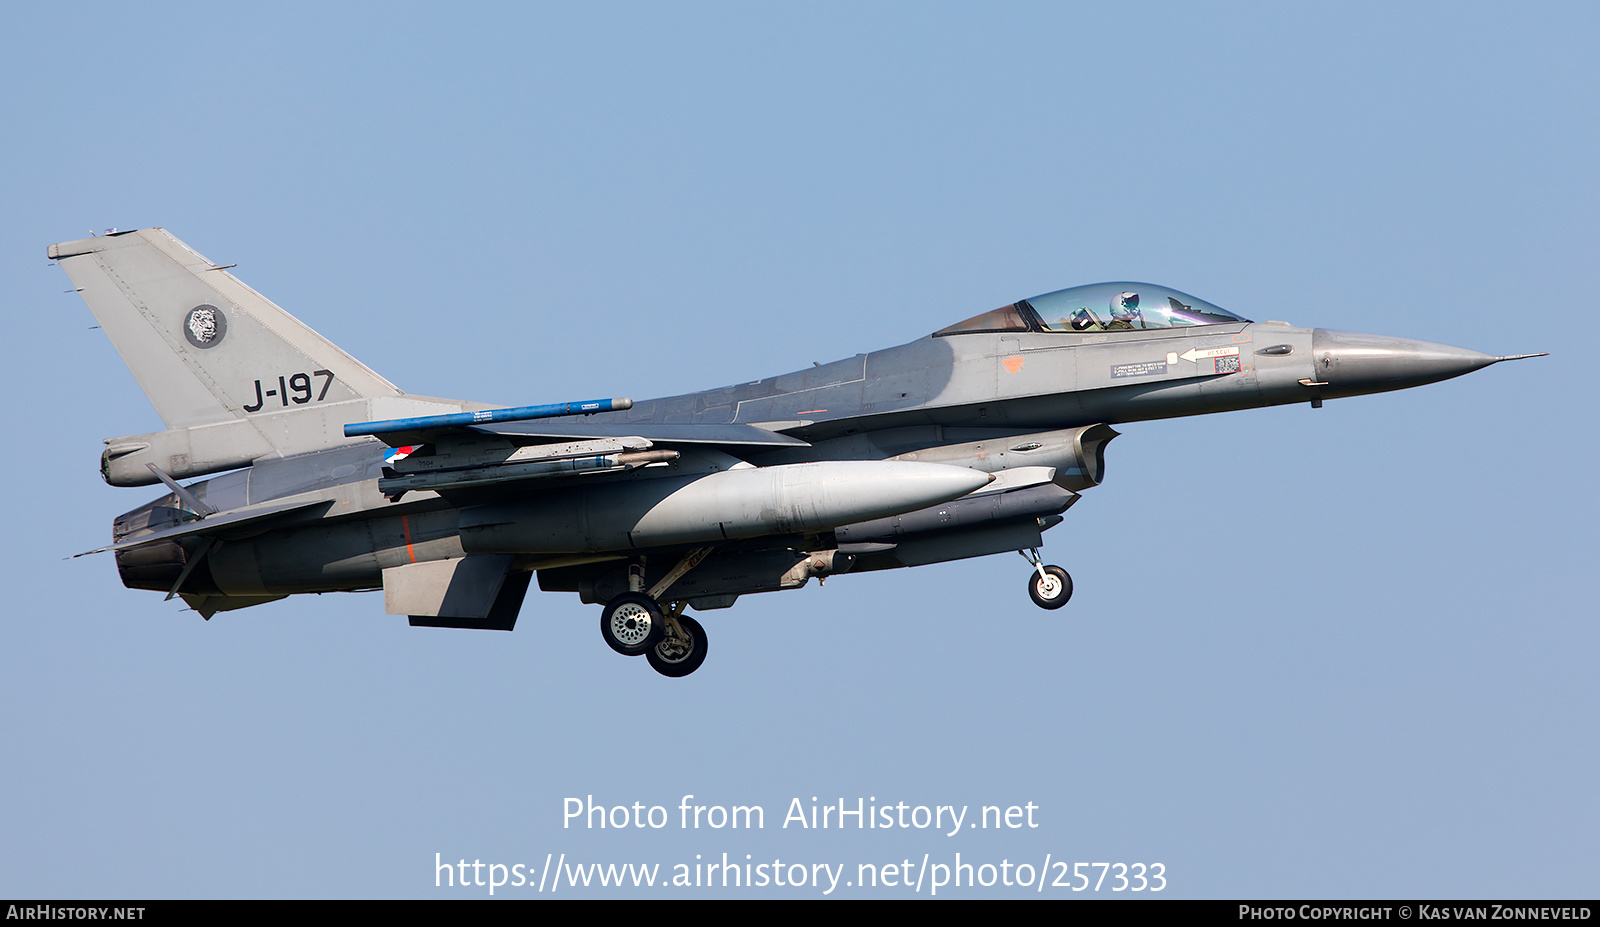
[[1, 2, 1594, 898]]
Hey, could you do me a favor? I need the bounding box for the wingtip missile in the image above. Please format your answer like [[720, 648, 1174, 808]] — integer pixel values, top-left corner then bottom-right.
[[344, 397, 634, 440]]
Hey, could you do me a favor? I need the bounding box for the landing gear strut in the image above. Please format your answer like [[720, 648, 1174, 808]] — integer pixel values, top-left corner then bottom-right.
[[1019, 548, 1072, 609], [599, 551, 715, 675]]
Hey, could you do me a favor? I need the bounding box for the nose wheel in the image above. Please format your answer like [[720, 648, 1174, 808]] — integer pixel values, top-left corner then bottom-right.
[[1020, 548, 1072, 609]]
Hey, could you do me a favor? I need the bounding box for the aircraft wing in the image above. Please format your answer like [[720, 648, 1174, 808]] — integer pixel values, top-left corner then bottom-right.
[[345, 399, 810, 448], [473, 421, 810, 447], [73, 499, 329, 557], [348, 402, 812, 499]]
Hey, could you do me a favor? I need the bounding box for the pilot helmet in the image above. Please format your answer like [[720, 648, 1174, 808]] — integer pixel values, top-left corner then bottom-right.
[[1111, 291, 1141, 321]]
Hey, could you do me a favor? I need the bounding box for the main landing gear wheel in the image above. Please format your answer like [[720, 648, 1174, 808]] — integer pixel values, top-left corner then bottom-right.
[[600, 592, 666, 656], [647, 614, 708, 678], [1028, 565, 1073, 610]]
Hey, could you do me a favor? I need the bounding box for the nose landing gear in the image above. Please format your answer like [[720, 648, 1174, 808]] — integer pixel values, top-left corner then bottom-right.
[[1020, 548, 1072, 609]]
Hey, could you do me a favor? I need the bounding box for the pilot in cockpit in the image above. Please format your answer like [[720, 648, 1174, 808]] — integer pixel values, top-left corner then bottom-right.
[[1105, 291, 1141, 330]]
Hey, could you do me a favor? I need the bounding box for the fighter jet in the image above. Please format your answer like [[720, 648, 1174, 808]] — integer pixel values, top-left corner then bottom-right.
[[57, 229, 1543, 677]]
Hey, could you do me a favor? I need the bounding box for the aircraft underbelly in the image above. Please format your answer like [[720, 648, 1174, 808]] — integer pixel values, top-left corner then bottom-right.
[[459, 461, 991, 554], [205, 510, 467, 594]]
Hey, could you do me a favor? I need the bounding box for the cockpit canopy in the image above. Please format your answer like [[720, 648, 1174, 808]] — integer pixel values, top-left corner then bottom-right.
[[934, 283, 1249, 337]]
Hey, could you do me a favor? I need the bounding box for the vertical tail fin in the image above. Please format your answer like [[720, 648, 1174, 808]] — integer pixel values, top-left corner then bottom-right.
[[52, 228, 401, 430]]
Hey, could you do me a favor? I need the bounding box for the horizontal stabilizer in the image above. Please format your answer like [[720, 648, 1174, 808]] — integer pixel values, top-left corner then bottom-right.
[[74, 498, 327, 557]]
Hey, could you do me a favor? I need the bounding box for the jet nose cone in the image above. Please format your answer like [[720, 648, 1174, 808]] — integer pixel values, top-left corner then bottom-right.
[[1312, 329, 1500, 398]]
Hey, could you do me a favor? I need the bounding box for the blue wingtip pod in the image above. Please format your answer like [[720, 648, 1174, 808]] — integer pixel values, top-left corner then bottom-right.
[[344, 397, 633, 439]]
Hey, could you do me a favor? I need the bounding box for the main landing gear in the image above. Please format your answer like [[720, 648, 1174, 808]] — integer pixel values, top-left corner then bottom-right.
[[647, 609, 708, 678], [599, 591, 709, 678], [598, 551, 713, 677], [1019, 548, 1072, 609], [600, 592, 665, 656]]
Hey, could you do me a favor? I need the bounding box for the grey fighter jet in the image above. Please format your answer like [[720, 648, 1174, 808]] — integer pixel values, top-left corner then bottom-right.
[[57, 229, 1543, 677]]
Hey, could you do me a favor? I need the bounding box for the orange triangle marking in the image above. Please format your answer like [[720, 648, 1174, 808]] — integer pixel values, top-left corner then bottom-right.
[[1002, 356, 1024, 374]]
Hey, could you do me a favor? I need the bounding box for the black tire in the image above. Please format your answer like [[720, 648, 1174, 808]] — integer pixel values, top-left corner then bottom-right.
[[1028, 565, 1072, 609], [647, 614, 708, 678], [600, 593, 666, 656]]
